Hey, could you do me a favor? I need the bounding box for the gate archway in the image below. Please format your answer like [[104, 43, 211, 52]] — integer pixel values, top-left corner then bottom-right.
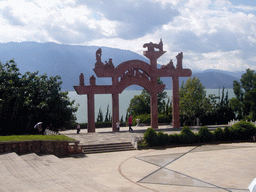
[[74, 40, 192, 132]]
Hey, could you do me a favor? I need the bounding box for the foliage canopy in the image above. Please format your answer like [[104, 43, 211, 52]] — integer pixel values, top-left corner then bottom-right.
[[179, 77, 211, 125], [0, 60, 78, 135], [232, 69, 256, 120], [127, 77, 169, 116]]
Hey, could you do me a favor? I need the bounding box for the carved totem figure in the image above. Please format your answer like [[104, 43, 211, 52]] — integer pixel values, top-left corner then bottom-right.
[[176, 52, 183, 69], [143, 38, 164, 52], [79, 73, 84, 86], [95, 48, 104, 68]]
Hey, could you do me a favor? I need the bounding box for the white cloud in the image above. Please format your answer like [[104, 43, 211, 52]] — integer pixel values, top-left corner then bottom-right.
[[0, 0, 255, 72], [188, 50, 251, 71]]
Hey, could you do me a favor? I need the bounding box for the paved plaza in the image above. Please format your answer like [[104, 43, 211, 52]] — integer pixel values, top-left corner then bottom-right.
[[0, 126, 255, 191], [59, 126, 255, 192]]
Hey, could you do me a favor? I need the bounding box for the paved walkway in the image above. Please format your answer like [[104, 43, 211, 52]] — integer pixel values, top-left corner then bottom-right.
[[59, 126, 254, 192], [60, 125, 176, 145]]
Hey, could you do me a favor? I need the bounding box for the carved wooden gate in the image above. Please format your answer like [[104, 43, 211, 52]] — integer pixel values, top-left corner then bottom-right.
[[74, 40, 191, 132]]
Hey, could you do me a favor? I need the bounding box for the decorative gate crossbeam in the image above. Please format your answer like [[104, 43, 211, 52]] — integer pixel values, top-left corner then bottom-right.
[[74, 40, 192, 132]]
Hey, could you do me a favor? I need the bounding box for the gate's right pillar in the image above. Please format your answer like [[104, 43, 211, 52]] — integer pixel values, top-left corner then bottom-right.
[[172, 76, 180, 128]]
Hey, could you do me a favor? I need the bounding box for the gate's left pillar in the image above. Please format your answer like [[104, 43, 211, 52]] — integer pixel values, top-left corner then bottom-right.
[[87, 93, 95, 132]]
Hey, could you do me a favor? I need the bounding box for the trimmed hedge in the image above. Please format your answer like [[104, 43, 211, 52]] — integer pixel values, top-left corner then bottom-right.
[[198, 126, 213, 143], [214, 127, 224, 141], [142, 121, 256, 147], [180, 126, 196, 144], [229, 121, 256, 140], [144, 128, 158, 147]]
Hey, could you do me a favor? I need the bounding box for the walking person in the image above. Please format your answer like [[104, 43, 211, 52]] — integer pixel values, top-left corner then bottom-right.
[[116, 121, 120, 132], [76, 123, 80, 134], [128, 115, 133, 132]]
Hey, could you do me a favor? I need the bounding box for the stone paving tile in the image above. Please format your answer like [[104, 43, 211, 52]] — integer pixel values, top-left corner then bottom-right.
[[0, 158, 38, 192], [21, 153, 117, 192], [20, 153, 71, 192], [120, 144, 255, 192], [0, 152, 46, 192]]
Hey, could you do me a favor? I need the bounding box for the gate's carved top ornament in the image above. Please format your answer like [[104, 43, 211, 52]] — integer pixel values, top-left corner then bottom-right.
[[79, 73, 84, 86], [176, 52, 183, 69], [161, 59, 175, 69], [143, 38, 163, 52], [95, 48, 115, 69], [120, 68, 149, 81], [95, 48, 104, 68], [161, 52, 183, 70], [104, 58, 115, 69]]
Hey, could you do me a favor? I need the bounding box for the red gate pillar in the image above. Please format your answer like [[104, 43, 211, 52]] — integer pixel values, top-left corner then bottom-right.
[[151, 91, 158, 129], [87, 93, 95, 132], [143, 47, 166, 130], [172, 76, 180, 128], [112, 93, 119, 132]]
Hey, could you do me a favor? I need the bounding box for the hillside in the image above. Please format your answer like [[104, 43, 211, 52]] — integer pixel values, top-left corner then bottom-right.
[[0, 42, 243, 90]]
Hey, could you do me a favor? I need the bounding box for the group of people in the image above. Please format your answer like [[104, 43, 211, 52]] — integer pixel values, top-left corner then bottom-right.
[[35, 115, 134, 135], [75, 115, 134, 134], [34, 122, 59, 135], [116, 115, 133, 132]]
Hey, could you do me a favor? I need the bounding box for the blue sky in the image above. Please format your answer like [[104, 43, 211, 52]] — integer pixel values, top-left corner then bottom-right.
[[0, 0, 255, 72]]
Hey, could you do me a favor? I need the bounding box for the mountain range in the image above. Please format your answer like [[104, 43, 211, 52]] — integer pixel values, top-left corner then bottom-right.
[[0, 42, 244, 91]]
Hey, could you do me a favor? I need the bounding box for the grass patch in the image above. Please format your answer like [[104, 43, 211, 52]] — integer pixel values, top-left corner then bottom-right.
[[0, 135, 75, 142]]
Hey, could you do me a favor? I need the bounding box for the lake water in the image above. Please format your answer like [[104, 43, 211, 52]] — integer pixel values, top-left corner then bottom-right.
[[68, 89, 235, 123]]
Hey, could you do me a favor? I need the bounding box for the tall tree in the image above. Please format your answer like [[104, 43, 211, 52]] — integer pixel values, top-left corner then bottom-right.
[[104, 104, 110, 122], [213, 87, 235, 124], [179, 77, 211, 125], [96, 107, 104, 122], [231, 69, 256, 120]]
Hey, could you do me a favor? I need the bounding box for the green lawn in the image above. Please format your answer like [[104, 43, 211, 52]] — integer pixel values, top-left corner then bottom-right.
[[0, 135, 75, 142]]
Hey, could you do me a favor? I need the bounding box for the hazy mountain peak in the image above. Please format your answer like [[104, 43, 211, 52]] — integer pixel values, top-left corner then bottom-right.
[[0, 41, 244, 90]]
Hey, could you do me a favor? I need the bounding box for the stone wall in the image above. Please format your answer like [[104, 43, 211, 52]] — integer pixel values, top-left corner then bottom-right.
[[0, 140, 82, 157]]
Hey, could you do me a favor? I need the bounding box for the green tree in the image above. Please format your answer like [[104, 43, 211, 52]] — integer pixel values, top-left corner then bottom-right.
[[127, 91, 150, 116], [127, 77, 167, 116], [214, 87, 235, 124], [231, 69, 256, 120], [96, 107, 104, 122], [179, 77, 211, 125], [104, 104, 111, 122], [0, 60, 78, 135]]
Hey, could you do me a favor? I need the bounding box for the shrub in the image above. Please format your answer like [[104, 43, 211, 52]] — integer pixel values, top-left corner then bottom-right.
[[198, 126, 213, 143], [95, 122, 112, 128], [158, 114, 171, 124], [157, 131, 168, 146], [180, 126, 196, 144], [223, 126, 230, 141], [133, 114, 171, 125], [230, 121, 256, 140], [144, 128, 158, 146], [194, 133, 200, 143], [214, 127, 224, 141], [133, 114, 151, 125], [169, 133, 181, 144]]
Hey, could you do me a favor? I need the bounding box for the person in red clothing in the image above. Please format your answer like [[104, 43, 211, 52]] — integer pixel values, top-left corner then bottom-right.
[[128, 115, 133, 132]]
